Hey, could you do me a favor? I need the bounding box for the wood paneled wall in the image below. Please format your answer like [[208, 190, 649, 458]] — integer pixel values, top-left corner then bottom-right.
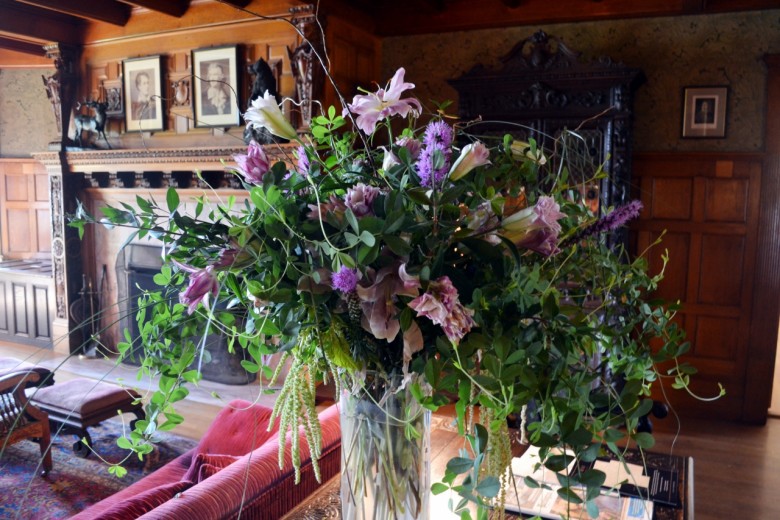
[[632, 152, 768, 421], [0, 159, 50, 260], [74, 4, 381, 151]]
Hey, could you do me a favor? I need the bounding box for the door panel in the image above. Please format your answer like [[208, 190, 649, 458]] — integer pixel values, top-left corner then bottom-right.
[[633, 153, 763, 421]]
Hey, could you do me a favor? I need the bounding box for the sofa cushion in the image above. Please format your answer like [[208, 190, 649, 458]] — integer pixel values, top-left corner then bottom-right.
[[195, 399, 278, 456], [183, 453, 240, 483], [92, 480, 193, 520]]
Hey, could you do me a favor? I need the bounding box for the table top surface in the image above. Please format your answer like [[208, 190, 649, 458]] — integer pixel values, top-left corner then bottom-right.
[[282, 414, 693, 520]]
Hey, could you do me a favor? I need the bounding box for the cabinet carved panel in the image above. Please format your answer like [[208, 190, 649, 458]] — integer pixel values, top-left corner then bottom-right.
[[449, 30, 643, 220]]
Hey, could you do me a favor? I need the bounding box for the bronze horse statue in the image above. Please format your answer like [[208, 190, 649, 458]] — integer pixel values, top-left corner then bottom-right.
[[74, 100, 111, 149]]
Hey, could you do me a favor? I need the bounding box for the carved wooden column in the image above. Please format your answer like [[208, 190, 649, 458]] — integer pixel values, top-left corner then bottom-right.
[[288, 4, 325, 132], [42, 43, 79, 150], [41, 43, 85, 353]]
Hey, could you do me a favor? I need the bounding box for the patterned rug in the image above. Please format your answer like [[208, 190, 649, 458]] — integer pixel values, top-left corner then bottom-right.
[[0, 419, 197, 519]]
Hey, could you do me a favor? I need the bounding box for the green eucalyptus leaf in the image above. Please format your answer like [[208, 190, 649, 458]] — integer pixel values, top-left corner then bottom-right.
[[166, 187, 180, 213]]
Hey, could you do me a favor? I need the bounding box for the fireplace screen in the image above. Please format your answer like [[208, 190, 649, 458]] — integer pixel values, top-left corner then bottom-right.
[[115, 243, 256, 385]]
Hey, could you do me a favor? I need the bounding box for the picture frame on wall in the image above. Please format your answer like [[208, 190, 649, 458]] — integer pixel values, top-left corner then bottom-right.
[[122, 55, 164, 132], [192, 45, 240, 128], [682, 86, 728, 138]]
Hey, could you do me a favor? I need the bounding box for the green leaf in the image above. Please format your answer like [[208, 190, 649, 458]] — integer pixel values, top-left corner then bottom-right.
[[557, 486, 584, 504], [578, 469, 607, 489], [109, 465, 128, 478], [604, 428, 625, 443], [241, 360, 260, 373], [383, 235, 413, 256], [406, 187, 432, 205], [586, 499, 600, 519], [475, 476, 500, 498], [633, 432, 656, 450], [136, 195, 153, 213], [431, 482, 449, 495], [359, 230, 376, 247], [446, 456, 474, 475], [166, 187, 180, 213], [345, 208, 360, 234]]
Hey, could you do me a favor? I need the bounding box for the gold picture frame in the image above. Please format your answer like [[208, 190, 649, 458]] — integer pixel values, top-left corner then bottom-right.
[[122, 55, 164, 133], [192, 45, 240, 128]]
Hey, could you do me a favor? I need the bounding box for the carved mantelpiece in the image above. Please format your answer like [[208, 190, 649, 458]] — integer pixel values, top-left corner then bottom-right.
[[33, 145, 295, 175]]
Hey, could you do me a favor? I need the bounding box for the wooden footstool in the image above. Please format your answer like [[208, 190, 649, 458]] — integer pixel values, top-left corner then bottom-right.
[[29, 378, 145, 458]]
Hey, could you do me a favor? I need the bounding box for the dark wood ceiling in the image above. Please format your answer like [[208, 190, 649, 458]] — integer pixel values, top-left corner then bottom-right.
[[0, 0, 253, 57], [0, 0, 777, 60]]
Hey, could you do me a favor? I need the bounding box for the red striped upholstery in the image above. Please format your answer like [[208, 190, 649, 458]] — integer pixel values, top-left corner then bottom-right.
[[140, 404, 341, 520], [73, 402, 341, 520]]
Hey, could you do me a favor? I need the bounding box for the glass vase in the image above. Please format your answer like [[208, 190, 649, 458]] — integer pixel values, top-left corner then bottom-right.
[[339, 372, 431, 520]]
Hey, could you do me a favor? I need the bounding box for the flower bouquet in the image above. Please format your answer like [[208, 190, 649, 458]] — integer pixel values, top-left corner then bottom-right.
[[72, 67, 715, 519]]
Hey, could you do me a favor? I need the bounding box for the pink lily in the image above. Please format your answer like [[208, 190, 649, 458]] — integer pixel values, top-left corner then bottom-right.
[[345, 68, 422, 135], [176, 263, 219, 315], [355, 263, 420, 342]]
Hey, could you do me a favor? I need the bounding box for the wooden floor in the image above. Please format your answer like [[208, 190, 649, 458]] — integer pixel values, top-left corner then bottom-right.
[[2, 341, 779, 519]]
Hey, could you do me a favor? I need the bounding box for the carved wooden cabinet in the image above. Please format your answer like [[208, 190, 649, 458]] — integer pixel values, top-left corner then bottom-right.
[[449, 30, 644, 216]]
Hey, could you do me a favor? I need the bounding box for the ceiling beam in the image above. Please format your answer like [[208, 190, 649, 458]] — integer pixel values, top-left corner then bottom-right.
[[0, 35, 44, 55], [0, 2, 83, 44], [118, 0, 189, 18], [219, 0, 252, 8], [14, 0, 131, 26]]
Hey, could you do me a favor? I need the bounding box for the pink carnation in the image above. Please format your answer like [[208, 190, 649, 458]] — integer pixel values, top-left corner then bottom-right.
[[408, 276, 476, 344], [344, 183, 381, 217]]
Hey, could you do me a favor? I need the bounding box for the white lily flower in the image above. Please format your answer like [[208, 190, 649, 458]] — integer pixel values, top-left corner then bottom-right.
[[243, 90, 298, 141]]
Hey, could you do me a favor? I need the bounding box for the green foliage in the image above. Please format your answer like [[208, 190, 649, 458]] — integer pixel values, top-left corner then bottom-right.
[[67, 70, 721, 516]]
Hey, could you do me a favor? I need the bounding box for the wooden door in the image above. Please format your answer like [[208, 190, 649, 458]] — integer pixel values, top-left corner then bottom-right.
[[632, 153, 764, 421], [0, 159, 51, 260]]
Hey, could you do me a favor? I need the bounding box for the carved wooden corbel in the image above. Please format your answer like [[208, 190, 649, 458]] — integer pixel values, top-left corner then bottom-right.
[[42, 43, 80, 150], [288, 4, 325, 132]]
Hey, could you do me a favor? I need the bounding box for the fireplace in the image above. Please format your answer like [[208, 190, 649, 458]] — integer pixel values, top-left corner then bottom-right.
[[115, 243, 256, 385]]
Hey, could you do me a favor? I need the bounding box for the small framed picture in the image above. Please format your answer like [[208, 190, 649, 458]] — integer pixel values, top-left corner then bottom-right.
[[192, 45, 240, 128], [682, 86, 728, 138], [123, 55, 164, 132]]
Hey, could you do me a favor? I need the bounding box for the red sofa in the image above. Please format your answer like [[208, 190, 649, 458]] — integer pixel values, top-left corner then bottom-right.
[[71, 400, 341, 520]]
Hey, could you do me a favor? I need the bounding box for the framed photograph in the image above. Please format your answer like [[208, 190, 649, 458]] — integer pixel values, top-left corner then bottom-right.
[[192, 45, 240, 128], [123, 55, 164, 132], [682, 86, 728, 138]]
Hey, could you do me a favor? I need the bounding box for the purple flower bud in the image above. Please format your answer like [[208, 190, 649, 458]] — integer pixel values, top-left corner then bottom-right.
[[179, 266, 219, 315], [296, 145, 310, 177], [396, 136, 422, 159]]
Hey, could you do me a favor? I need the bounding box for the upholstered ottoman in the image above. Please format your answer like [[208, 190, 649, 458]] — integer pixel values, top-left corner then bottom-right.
[[29, 378, 145, 457]]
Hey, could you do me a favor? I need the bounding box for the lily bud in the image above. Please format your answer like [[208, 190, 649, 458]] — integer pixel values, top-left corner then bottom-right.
[[449, 142, 491, 181]]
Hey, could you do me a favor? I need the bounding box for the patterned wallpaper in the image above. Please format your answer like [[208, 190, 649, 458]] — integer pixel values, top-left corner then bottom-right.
[[382, 10, 780, 152], [0, 68, 58, 157]]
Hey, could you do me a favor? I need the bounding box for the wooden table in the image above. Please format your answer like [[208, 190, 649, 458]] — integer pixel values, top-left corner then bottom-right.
[[282, 414, 694, 520]]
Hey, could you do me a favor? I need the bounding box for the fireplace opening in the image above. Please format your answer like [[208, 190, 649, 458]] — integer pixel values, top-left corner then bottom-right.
[[115, 244, 257, 385]]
